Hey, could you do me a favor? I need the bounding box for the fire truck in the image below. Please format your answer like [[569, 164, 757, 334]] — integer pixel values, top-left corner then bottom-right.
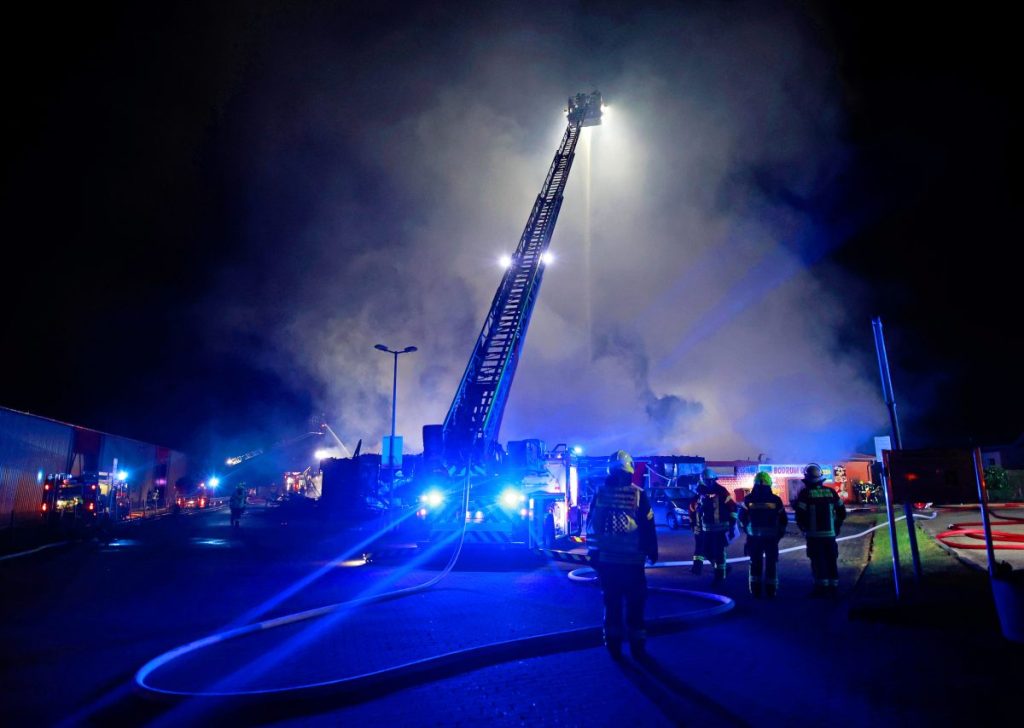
[[414, 440, 583, 548], [41, 472, 131, 528], [174, 483, 212, 510], [283, 468, 321, 499], [412, 93, 606, 549]]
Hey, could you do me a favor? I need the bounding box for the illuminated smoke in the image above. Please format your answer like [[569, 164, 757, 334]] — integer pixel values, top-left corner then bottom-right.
[[209, 2, 887, 462]]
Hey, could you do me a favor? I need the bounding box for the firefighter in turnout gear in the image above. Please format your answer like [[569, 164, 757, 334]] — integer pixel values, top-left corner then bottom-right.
[[692, 467, 738, 583], [794, 464, 846, 597], [586, 450, 658, 660], [229, 485, 246, 527], [738, 472, 789, 597], [688, 496, 705, 574]]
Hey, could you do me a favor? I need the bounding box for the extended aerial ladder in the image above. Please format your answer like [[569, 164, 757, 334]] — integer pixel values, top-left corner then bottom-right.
[[441, 91, 603, 466], [413, 92, 602, 548]]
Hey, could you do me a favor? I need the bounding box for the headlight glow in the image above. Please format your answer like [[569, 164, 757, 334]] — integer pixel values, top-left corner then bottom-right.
[[421, 490, 444, 508], [500, 487, 525, 508]]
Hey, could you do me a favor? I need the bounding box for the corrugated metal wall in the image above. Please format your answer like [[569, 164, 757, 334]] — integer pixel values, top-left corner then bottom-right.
[[0, 406, 190, 527], [0, 408, 73, 522]]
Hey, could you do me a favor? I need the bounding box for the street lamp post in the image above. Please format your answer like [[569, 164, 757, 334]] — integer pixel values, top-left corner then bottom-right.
[[374, 344, 417, 475]]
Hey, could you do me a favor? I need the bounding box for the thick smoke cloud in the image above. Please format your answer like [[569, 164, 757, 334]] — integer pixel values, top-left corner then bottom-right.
[[210, 2, 887, 461]]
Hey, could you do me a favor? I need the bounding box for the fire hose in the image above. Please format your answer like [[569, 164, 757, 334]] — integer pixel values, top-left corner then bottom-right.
[[134, 476, 734, 705], [935, 505, 1024, 551], [567, 510, 938, 582]]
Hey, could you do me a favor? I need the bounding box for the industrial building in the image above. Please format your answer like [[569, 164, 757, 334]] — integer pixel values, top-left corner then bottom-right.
[[707, 456, 875, 506], [0, 405, 190, 533]]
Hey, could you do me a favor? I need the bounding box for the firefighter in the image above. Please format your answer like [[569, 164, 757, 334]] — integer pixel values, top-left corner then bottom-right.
[[794, 463, 846, 597], [229, 484, 246, 527], [692, 467, 737, 583], [689, 493, 705, 574], [586, 450, 658, 660], [738, 472, 789, 597]]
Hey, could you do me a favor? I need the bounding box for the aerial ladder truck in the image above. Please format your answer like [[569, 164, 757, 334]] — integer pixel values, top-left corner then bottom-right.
[[415, 92, 603, 548]]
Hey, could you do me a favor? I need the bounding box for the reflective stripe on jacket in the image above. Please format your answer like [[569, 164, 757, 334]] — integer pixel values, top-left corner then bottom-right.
[[739, 487, 788, 539], [587, 473, 658, 565], [694, 483, 737, 533], [794, 485, 846, 537]]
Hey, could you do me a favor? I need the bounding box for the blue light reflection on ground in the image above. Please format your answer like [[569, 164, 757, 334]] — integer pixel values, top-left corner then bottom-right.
[[191, 538, 231, 548], [147, 524, 463, 727], [105, 539, 140, 548]]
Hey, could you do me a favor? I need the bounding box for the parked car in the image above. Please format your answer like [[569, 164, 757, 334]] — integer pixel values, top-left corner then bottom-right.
[[665, 497, 694, 530]]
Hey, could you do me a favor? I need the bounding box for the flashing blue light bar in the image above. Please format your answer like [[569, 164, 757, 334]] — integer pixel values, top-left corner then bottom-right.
[[117, 470, 129, 481], [208, 477, 221, 488], [499, 487, 525, 509], [420, 489, 444, 508]]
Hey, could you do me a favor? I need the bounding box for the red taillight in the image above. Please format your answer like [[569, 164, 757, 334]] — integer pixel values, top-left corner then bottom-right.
[[41, 503, 48, 511], [199, 498, 206, 508], [91, 484, 97, 490], [44, 484, 50, 490], [88, 502, 95, 511]]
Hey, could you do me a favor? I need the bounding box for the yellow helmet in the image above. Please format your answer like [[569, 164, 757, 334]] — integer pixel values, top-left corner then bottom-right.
[[610, 450, 635, 475], [754, 471, 773, 487]]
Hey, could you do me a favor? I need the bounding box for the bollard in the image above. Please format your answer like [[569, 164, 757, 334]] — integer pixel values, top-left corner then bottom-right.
[[991, 572, 1024, 644]]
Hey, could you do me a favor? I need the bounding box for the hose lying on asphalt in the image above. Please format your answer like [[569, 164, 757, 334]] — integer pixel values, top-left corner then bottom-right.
[[137, 467, 474, 701], [135, 474, 735, 704], [936, 507, 1024, 551], [568, 510, 938, 581], [0, 541, 69, 562]]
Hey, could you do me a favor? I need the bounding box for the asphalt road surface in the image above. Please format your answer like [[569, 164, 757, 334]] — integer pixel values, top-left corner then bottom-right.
[[1, 504, 1016, 726]]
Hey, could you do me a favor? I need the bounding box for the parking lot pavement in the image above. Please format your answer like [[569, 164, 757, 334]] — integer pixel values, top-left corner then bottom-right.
[[3, 507, 1019, 726], [913, 504, 1024, 572]]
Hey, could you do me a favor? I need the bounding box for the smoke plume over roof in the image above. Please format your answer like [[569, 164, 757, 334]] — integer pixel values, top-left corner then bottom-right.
[[202, 2, 886, 462]]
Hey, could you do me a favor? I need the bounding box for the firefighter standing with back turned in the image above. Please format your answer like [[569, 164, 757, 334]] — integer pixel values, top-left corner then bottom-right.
[[229, 485, 246, 528], [691, 467, 737, 583], [794, 463, 846, 597], [738, 471, 789, 597], [587, 450, 658, 660]]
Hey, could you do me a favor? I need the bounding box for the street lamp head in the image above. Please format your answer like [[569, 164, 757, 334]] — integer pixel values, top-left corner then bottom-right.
[[374, 344, 389, 352], [402, 346, 418, 353]]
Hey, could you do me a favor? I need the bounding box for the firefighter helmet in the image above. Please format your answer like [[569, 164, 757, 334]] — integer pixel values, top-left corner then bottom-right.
[[702, 467, 718, 482], [610, 450, 635, 475], [753, 471, 773, 487], [802, 463, 826, 484]]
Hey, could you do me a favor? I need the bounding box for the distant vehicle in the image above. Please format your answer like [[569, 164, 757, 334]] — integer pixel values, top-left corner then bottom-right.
[[665, 497, 694, 530], [41, 472, 130, 530], [175, 483, 213, 511]]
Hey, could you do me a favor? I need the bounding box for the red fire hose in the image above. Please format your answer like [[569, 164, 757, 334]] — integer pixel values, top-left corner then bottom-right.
[[935, 504, 1024, 551]]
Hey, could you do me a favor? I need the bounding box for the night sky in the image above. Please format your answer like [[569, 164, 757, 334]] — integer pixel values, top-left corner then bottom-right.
[[3, 1, 1019, 468]]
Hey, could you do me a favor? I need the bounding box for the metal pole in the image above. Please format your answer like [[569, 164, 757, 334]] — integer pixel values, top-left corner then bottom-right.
[[877, 461, 902, 600], [871, 318, 902, 450], [972, 448, 998, 578], [872, 317, 921, 582], [390, 351, 398, 471]]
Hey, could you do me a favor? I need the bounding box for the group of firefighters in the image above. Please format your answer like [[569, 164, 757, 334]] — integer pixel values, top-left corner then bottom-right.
[[586, 451, 846, 659]]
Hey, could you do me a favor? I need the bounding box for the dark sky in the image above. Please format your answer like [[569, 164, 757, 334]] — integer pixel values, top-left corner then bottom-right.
[[2, 1, 1019, 467]]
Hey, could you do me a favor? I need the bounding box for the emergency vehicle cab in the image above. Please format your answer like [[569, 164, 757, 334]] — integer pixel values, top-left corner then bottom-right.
[[41, 472, 130, 526]]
